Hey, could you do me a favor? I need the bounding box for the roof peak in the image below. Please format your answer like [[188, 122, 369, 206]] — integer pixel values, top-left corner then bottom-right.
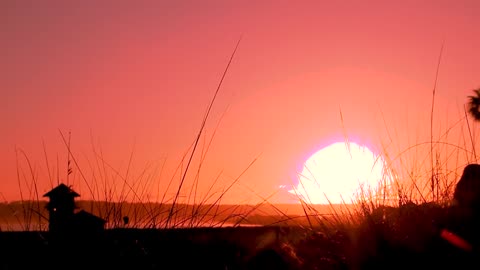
[[43, 183, 80, 197]]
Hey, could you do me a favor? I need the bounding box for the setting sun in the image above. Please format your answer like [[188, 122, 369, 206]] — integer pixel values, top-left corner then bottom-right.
[[2, 1, 480, 268], [290, 142, 389, 205]]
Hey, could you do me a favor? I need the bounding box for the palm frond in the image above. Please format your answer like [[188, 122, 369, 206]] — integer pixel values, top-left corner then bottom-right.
[[467, 88, 480, 121]]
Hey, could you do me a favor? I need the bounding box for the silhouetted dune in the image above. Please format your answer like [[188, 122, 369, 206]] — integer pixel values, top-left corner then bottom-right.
[[0, 226, 311, 270]]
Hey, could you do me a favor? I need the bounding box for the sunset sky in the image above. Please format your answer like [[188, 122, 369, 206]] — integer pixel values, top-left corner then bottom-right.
[[2, 1, 480, 204]]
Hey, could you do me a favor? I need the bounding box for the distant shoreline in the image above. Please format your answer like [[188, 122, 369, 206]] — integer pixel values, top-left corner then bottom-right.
[[0, 200, 360, 231]]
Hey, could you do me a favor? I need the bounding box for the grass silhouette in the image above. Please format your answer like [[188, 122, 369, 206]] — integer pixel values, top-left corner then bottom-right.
[[2, 38, 480, 269]]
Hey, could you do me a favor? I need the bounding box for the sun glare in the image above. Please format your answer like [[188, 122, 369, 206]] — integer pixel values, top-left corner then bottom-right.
[[290, 142, 389, 205]]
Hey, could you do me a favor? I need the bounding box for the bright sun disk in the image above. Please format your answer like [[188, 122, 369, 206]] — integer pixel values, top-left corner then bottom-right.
[[290, 141, 389, 204]]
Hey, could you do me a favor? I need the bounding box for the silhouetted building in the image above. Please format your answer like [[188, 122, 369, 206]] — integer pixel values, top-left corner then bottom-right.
[[43, 183, 79, 233], [43, 183, 105, 235], [72, 210, 106, 234]]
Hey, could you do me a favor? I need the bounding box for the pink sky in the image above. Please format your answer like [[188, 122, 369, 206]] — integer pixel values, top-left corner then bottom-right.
[[2, 0, 480, 204]]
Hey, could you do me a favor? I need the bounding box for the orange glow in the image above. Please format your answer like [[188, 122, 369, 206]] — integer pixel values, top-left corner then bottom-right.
[[1, 1, 479, 204], [291, 142, 389, 204]]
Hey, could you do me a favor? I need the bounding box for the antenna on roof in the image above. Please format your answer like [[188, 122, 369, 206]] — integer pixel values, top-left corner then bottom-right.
[[66, 130, 72, 186]]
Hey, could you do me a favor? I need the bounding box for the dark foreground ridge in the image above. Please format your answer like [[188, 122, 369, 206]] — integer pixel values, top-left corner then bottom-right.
[[0, 216, 479, 270], [0, 226, 339, 270]]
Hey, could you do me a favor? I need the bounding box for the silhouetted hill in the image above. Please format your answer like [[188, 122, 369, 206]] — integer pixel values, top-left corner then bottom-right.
[[0, 200, 358, 230]]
